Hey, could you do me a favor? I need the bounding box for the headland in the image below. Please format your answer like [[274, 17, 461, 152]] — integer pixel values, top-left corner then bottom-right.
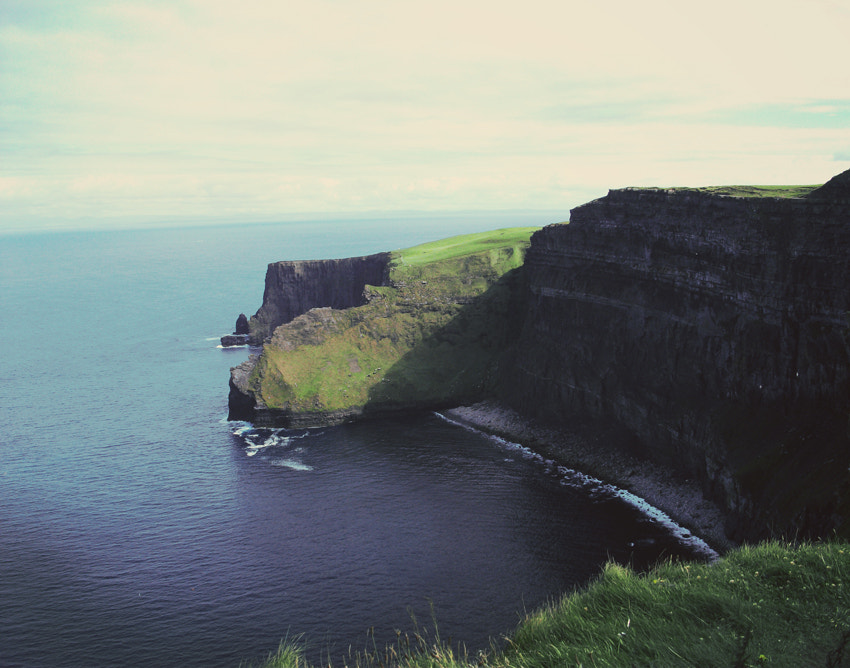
[[229, 170, 850, 546]]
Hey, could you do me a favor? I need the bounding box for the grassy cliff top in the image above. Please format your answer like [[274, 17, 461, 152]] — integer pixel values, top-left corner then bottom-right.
[[692, 184, 820, 198], [248, 226, 539, 420], [633, 184, 821, 198], [392, 227, 541, 266]]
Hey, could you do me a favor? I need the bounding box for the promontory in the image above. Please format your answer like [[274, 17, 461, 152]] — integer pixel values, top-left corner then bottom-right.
[[229, 169, 850, 545]]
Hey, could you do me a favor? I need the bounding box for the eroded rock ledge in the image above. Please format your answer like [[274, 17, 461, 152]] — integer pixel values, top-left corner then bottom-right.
[[247, 253, 391, 343]]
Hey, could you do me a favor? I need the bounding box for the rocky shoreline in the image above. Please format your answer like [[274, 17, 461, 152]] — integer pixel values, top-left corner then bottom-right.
[[442, 401, 736, 554]]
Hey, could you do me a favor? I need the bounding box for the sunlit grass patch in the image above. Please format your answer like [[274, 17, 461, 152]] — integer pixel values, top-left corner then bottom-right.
[[248, 227, 537, 418], [648, 184, 821, 199], [395, 228, 540, 267]]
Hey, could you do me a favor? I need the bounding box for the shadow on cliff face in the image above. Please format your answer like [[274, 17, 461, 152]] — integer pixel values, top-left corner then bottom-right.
[[497, 178, 850, 542], [717, 399, 850, 541], [362, 266, 528, 415]]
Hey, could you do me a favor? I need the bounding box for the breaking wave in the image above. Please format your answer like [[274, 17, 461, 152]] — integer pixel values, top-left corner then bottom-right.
[[435, 412, 719, 561], [229, 423, 314, 469], [269, 459, 314, 471]]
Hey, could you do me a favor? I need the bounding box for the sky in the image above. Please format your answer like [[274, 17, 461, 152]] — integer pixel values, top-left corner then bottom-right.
[[1, 0, 849, 234]]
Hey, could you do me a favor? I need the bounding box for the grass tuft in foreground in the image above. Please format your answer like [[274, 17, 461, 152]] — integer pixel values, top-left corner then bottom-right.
[[241, 635, 309, 668], [249, 541, 850, 667]]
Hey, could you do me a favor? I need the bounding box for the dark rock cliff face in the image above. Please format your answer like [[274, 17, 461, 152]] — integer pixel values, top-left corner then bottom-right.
[[248, 252, 391, 343], [221, 313, 251, 347], [229, 252, 391, 420], [503, 171, 850, 541]]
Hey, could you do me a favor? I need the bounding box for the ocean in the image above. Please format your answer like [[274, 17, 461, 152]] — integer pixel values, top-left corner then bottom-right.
[[0, 215, 707, 667]]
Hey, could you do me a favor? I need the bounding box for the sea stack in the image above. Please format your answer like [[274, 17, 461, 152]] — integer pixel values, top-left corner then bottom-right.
[[221, 313, 251, 347]]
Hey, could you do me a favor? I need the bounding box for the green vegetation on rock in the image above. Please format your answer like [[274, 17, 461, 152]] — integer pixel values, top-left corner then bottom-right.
[[642, 184, 821, 198], [693, 184, 820, 198], [244, 228, 538, 424], [247, 541, 850, 668]]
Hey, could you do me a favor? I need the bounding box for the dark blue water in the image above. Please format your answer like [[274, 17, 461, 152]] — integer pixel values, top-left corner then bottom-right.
[[0, 217, 706, 667]]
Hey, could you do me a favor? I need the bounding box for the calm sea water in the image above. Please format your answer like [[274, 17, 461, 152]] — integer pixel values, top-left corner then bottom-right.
[[1, 216, 707, 667]]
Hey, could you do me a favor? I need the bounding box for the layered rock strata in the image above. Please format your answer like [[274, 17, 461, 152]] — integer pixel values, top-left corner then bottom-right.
[[247, 253, 391, 343], [503, 171, 850, 540]]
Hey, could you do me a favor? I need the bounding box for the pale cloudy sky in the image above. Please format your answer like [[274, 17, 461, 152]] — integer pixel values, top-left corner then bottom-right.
[[1, 0, 849, 233]]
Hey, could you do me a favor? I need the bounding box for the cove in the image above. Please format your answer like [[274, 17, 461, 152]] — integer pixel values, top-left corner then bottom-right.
[[226, 413, 709, 666]]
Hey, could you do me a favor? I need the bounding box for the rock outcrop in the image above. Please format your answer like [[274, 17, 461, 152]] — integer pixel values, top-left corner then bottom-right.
[[235, 313, 250, 335], [228, 230, 535, 427], [247, 253, 391, 343], [502, 173, 850, 541], [221, 313, 251, 347]]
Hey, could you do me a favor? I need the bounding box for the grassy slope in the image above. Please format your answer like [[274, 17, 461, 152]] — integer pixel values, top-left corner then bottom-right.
[[497, 541, 849, 667], [251, 541, 850, 668], [247, 227, 538, 417]]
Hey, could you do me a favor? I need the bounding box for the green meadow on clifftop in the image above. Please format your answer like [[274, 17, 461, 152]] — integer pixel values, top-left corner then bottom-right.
[[643, 184, 821, 198], [245, 228, 539, 421], [250, 541, 850, 668]]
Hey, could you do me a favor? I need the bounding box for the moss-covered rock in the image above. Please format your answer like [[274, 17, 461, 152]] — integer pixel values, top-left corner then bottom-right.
[[228, 228, 538, 427]]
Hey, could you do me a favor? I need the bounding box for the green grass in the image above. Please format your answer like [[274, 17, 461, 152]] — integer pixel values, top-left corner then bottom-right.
[[395, 228, 540, 266], [247, 228, 537, 420], [649, 184, 821, 199], [495, 540, 850, 667], [243, 640, 307, 668], [248, 541, 850, 668]]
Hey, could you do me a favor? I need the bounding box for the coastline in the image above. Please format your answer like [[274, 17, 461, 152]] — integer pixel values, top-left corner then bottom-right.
[[441, 401, 736, 555]]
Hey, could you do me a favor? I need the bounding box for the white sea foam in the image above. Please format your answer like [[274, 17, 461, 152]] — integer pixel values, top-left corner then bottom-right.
[[233, 424, 301, 459], [269, 458, 313, 471], [435, 411, 719, 560], [244, 435, 280, 453]]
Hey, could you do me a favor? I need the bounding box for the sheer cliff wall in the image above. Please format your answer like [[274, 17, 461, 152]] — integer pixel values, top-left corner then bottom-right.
[[503, 173, 850, 540], [248, 253, 391, 343]]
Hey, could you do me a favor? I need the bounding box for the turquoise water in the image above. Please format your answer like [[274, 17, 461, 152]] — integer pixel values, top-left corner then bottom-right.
[[0, 216, 705, 667]]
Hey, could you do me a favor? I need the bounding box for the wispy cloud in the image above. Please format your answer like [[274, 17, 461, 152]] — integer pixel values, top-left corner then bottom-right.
[[1, 0, 849, 232]]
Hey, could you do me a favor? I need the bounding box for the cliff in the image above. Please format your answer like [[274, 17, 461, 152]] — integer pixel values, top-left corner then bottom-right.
[[229, 229, 536, 426], [248, 252, 391, 343], [503, 170, 850, 541], [227, 170, 850, 542]]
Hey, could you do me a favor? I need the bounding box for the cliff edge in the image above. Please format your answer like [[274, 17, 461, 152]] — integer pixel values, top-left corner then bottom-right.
[[503, 171, 850, 541], [248, 253, 392, 343], [227, 170, 850, 543], [229, 229, 536, 426]]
